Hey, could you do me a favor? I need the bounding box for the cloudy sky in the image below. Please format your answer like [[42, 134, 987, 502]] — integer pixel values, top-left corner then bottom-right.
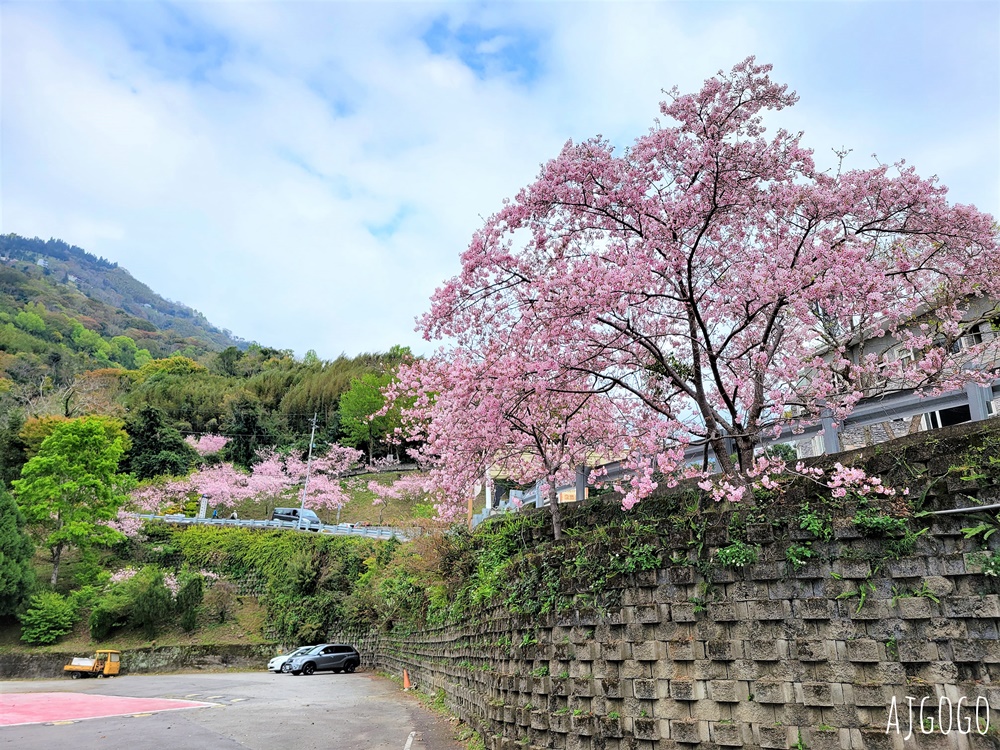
[[2, 0, 997, 360]]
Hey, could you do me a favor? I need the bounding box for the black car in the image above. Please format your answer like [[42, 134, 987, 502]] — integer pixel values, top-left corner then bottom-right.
[[285, 643, 361, 675]]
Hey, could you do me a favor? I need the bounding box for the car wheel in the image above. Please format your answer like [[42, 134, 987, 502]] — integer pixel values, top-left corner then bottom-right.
[[344, 662, 357, 674], [70, 672, 81, 680], [302, 663, 316, 676], [97, 673, 105, 679], [281, 662, 293, 674]]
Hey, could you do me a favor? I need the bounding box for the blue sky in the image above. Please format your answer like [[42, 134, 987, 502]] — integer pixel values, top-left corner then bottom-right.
[[2, 0, 997, 359]]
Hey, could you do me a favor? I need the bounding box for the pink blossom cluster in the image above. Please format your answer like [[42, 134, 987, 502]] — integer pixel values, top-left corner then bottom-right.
[[368, 472, 429, 507], [107, 567, 180, 597], [119, 446, 364, 534], [185, 434, 229, 456], [106, 509, 146, 537], [108, 567, 138, 585], [163, 572, 180, 597], [366, 455, 402, 473], [388, 57, 998, 520], [825, 462, 901, 499]]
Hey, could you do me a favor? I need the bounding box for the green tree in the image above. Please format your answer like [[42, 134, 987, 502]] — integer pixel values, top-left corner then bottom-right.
[[12, 417, 131, 585], [127, 566, 173, 638], [14, 310, 46, 336], [222, 394, 273, 470], [0, 489, 34, 617], [213, 346, 245, 377], [124, 405, 198, 479], [19, 592, 75, 644], [339, 372, 398, 463], [0, 407, 27, 487], [69, 320, 111, 361], [108, 336, 139, 369]]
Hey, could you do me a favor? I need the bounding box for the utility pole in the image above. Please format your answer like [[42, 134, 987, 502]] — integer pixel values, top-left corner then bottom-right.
[[297, 413, 318, 528]]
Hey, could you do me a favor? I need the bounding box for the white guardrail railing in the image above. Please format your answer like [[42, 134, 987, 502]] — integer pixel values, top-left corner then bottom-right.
[[134, 514, 407, 541]]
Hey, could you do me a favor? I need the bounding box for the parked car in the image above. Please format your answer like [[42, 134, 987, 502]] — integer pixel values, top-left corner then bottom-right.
[[285, 644, 361, 675], [267, 646, 313, 673], [271, 507, 323, 529]]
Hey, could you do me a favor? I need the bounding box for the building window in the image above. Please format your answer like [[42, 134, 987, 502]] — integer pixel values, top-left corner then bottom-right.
[[923, 404, 972, 430]]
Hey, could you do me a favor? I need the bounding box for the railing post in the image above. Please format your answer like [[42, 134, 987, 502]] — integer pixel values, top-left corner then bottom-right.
[[966, 380, 993, 422], [535, 479, 544, 508], [575, 465, 588, 503], [821, 413, 841, 455]]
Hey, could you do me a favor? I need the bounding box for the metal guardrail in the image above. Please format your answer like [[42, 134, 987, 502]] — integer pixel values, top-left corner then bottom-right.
[[133, 514, 407, 541]]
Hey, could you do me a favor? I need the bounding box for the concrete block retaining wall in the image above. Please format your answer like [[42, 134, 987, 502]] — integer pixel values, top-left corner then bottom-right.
[[333, 517, 1000, 750]]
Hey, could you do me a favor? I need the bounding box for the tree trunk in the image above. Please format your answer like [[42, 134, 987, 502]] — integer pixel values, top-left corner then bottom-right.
[[734, 436, 755, 476], [50, 542, 63, 586], [908, 415, 923, 434], [547, 483, 562, 541], [709, 434, 736, 476]]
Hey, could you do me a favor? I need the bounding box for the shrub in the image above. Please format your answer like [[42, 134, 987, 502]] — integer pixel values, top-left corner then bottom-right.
[[20, 592, 76, 645], [89, 592, 130, 641], [175, 573, 204, 632], [853, 507, 908, 537], [203, 580, 237, 623], [714, 541, 760, 569], [89, 565, 175, 640], [126, 567, 173, 637]]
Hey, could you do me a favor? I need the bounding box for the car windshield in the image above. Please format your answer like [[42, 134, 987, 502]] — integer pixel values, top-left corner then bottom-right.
[[306, 645, 327, 655], [289, 647, 311, 656]]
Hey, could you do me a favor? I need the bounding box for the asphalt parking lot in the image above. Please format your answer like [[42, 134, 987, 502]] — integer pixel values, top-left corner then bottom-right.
[[0, 670, 465, 750]]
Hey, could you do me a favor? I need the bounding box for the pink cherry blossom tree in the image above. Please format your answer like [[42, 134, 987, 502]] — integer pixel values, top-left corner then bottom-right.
[[251, 444, 362, 512], [418, 57, 999, 504], [368, 471, 428, 526], [185, 434, 229, 456]]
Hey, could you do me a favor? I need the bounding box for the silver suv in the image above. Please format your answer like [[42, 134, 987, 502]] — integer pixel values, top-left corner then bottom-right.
[[271, 507, 323, 529], [285, 644, 361, 675]]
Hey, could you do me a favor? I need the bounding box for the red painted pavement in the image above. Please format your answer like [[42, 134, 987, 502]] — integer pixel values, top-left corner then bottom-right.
[[0, 692, 214, 727]]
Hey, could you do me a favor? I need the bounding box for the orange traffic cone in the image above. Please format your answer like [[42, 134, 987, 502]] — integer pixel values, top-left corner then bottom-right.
[[403, 669, 412, 690]]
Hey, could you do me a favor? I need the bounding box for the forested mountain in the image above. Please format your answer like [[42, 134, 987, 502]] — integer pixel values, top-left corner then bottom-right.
[[0, 234, 244, 351]]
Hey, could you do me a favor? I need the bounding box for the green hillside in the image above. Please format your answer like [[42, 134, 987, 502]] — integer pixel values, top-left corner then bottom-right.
[[0, 234, 251, 397], [0, 234, 245, 351]]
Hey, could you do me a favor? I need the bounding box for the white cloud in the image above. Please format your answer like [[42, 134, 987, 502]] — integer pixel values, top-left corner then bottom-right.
[[1, 1, 996, 359]]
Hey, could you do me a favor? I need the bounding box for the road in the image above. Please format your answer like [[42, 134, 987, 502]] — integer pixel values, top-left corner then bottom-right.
[[136, 514, 409, 541], [0, 670, 464, 750]]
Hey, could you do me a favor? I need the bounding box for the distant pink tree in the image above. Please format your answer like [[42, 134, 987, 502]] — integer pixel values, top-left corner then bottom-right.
[[120, 446, 362, 534], [416, 57, 999, 505], [185, 434, 229, 456], [252, 444, 362, 512], [368, 472, 428, 525]]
